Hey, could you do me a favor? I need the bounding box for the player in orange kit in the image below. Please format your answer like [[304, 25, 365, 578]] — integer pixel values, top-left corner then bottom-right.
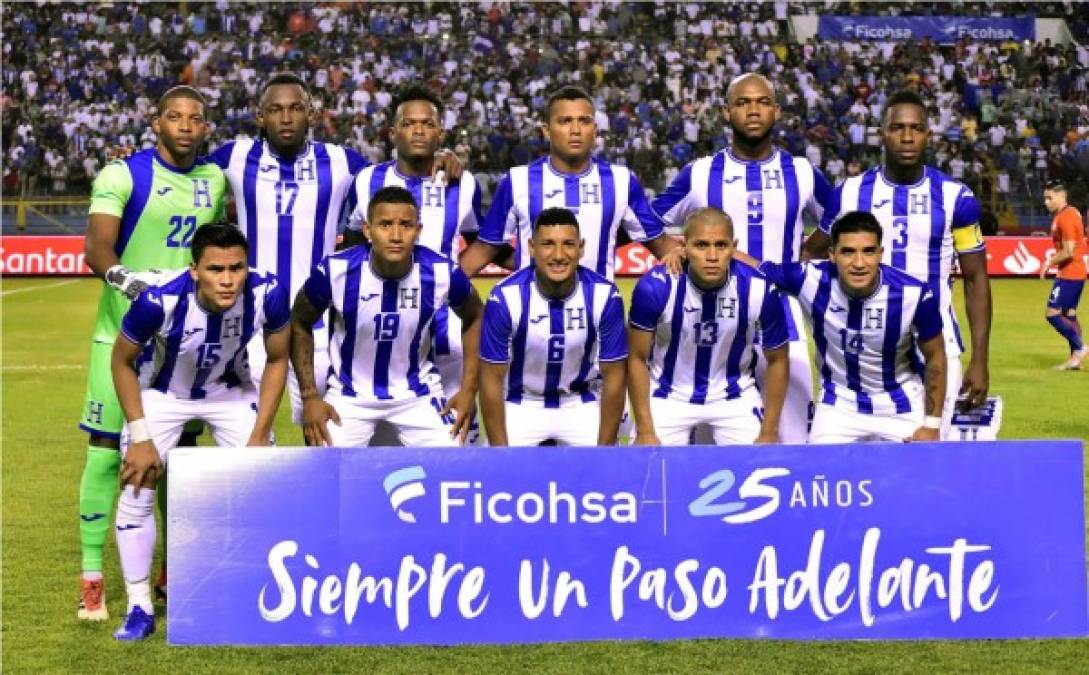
[[1040, 180, 1088, 369]]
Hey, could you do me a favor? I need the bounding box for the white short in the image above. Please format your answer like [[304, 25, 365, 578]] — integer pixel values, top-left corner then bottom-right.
[[649, 392, 764, 446], [325, 390, 456, 447], [249, 324, 330, 425], [430, 317, 484, 447], [754, 296, 813, 444], [503, 401, 601, 446], [808, 402, 923, 444], [121, 387, 258, 465]]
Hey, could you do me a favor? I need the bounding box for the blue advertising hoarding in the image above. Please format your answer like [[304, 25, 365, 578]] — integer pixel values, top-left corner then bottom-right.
[[818, 16, 1035, 43], [167, 441, 1087, 645]]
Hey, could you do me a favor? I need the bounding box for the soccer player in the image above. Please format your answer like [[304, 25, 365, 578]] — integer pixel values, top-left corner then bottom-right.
[[78, 85, 227, 620], [808, 89, 992, 435], [109, 223, 290, 640], [207, 73, 462, 424], [479, 207, 628, 446], [1039, 179, 1088, 369], [759, 211, 947, 443], [459, 85, 679, 279], [651, 73, 831, 444], [290, 186, 483, 446], [344, 85, 485, 443], [627, 208, 789, 446]]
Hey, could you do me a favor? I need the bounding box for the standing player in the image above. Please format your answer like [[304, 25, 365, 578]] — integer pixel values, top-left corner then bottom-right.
[[77, 86, 226, 620], [627, 208, 789, 446], [651, 73, 831, 444], [808, 90, 992, 434], [207, 73, 462, 424], [344, 85, 485, 442], [290, 187, 483, 446], [479, 207, 628, 446], [109, 223, 289, 640], [460, 85, 679, 279], [760, 212, 947, 443], [1039, 179, 1088, 369]]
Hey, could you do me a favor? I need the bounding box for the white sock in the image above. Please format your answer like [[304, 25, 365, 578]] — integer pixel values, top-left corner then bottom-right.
[[115, 485, 156, 614]]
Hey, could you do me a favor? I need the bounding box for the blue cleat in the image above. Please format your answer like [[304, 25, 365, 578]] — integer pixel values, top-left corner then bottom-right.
[[113, 606, 155, 641]]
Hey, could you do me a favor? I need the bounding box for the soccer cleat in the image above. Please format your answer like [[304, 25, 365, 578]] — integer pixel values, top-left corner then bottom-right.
[[154, 564, 167, 603], [77, 576, 108, 621], [1069, 346, 1089, 370], [113, 606, 155, 641]]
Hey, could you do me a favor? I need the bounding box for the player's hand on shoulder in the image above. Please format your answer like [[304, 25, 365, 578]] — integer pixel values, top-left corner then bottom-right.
[[432, 149, 463, 182], [659, 247, 686, 276], [302, 397, 340, 447], [905, 426, 940, 442], [442, 390, 476, 445]]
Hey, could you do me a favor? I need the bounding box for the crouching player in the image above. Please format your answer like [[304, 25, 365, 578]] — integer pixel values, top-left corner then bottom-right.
[[627, 208, 789, 445], [479, 207, 628, 446], [109, 223, 290, 639], [290, 186, 483, 446], [758, 211, 947, 443]]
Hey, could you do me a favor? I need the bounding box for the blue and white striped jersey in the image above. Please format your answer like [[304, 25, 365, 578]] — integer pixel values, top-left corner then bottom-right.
[[207, 139, 367, 299], [120, 269, 289, 400], [478, 157, 665, 279], [760, 261, 944, 415], [818, 166, 984, 357], [344, 161, 483, 360], [344, 161, 483, 256], [301, 244, 472, 402], [480, 266, 628, 408], [629, 261, 788, 404], [652, 148, 832, 264]]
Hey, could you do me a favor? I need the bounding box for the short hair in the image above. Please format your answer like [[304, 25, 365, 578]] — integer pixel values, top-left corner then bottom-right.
[[543, 85, 593, 121], [682, 207, 734, 239], [830, 211, 883, 247], [881, 89, 926, 124], [390, 84, 443, 122], [155, 86, 207, 118], [1044, 179, 1067, 193], [366, 185, 418, 223], [532, 207, 580, 234], [191, 222, 248, 263], [726, 73, 776, 102], [259, 72, 310, 102]]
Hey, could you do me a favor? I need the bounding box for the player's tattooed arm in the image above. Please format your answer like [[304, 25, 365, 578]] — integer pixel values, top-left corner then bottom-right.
[[909, 332, 947, 442], [625, 326, 660, 446], [957, 250, 991, 410], [756, 343, 789, 444], [249, 326, 289, 446], [290, 289, 340, 446], [598, 360, 627, 446], [479, 362, 509, 446], [444, 289, 484, 444], [111, 336, 162, 494]]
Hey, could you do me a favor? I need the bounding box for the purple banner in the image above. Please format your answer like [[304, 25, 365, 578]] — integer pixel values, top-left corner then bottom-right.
[[167, 441, 1087, 644], [818, 16, 1035, 43]]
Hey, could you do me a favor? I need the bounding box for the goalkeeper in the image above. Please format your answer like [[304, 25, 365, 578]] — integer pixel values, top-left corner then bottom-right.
[[76, 85, 227, 621]]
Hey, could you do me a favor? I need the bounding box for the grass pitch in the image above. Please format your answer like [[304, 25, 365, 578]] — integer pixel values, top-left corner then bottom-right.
[[2, 276, 1087, 672]]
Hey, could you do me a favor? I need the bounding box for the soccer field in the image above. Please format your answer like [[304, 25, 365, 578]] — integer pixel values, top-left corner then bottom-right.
[[2, 276, 1086, 671]]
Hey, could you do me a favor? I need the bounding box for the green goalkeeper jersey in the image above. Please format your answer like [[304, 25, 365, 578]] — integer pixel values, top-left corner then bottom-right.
[[88, 148, 227, 342]]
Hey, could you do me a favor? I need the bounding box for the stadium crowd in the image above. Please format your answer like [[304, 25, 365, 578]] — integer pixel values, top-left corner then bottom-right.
[[3, 1, 1088, 215]]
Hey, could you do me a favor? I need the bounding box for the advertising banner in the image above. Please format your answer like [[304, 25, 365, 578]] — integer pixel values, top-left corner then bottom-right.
[[818, 16, 1035, 43], [0, 235, 92, 275], [167, 441, 1087, 645]]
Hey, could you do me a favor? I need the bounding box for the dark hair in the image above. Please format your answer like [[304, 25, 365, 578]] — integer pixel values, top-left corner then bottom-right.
[[367, 185, 418, 222], [881, 89, 926, 124], [532, 207, 580, 234], [830, 211, 883, 246], [1044, 179, 1067, 192], [259, 72, 310, 101], [543, 85, 593, 121], [390, 84, 443, 122], [192, 222, 248, 263], [155, 86, 207, 118]]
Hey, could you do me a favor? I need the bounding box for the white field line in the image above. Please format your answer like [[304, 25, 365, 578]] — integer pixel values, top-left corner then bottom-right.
[[2, 363, 85, 372], [0, 279, 82, 296]]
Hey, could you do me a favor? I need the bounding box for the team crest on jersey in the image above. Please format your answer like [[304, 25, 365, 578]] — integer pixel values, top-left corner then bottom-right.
[[762, 169, 783, 190], [295, 159, 316, 182], [909, 193, 929, 215], [192, 179, 213, 208], [717, 297, 737, 319], [864, 308, 884, 329], [580, 183, 601, 205], [399, 287, 420, 310], [421, 184, 445, 208]]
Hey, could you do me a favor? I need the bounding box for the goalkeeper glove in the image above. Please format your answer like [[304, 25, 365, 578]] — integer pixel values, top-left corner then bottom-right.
[[105, 265, 166, 300]]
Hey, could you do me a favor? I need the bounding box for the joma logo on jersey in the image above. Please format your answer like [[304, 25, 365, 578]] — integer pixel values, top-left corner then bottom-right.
[[191, 179, 213, 208], [399, 287, 420, 309], [864, 308, 884, 329]]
